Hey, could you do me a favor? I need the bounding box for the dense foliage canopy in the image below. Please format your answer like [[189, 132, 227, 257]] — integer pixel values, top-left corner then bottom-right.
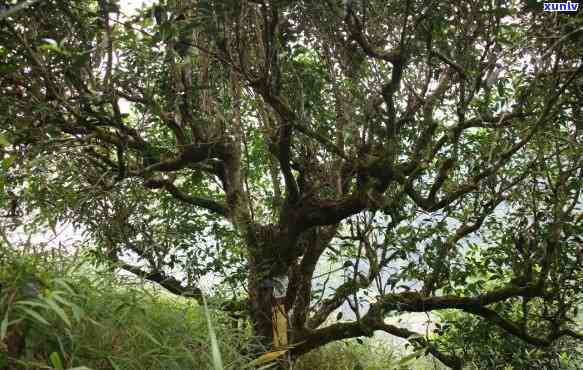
[[1, 0, 582, 368]]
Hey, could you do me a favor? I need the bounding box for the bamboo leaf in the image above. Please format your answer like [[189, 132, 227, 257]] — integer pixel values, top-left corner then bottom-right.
[[49, 352, 64, 370], [0, 311, 9, 340], [44, 298, 71, 327], [18, 307, 50, 326], [135, 327, 162, 346]]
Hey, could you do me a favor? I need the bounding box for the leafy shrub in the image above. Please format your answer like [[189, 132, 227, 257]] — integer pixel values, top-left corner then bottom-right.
[[433, 308, 583, 369]]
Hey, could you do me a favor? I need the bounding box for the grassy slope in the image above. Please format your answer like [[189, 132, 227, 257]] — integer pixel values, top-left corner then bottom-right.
[[0, 246, 255, 370], [0, 245, 440, 370]]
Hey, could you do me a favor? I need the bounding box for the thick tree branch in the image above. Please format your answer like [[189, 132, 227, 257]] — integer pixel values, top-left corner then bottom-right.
[[255, 88, 300, 203], [118, 262, 202, 303], [295, 316, 462, 369], [299, 194, 367, 229], [464, 304, 583, 347], [296, 280, 577, 368], [163, 182, 229, 217], [292, 123, 351, 161], [307, 276, 369, 329], [375, 322, 462, 370], [431, 49, 466, 79], [142, 143, 228, 173], [344, 8, 401, 65], [142, 177, 229, 217]]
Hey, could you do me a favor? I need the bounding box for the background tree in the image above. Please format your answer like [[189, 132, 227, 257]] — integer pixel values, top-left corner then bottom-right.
[[1, 0, 582, 368]]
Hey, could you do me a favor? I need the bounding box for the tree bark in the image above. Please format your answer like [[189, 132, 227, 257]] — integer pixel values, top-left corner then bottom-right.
[[247, 227, 291, 348]]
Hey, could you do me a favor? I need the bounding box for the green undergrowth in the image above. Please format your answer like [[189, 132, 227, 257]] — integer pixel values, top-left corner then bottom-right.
[[0, 243, 440, 370], [294, 339, 399, 370], [294, 338, 446, 370], [0, 244, 254, 370]]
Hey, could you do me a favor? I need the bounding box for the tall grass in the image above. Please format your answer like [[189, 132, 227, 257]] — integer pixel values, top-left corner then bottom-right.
[[0, 243, 253, 369]]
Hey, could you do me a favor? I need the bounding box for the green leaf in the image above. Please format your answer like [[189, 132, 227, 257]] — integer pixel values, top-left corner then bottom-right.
[[398, 347, 426, 366], [49, 352, 64, 370], [54, 279, 76, 295], [0, 63, 19, 75], [202, 295, 223, 370], [72, 51, 91, 70], [51, 293, 75, 308], [15, 300, 48, 309], [40, 39, 63, 53], [1, 155, 16, 170], [0, 134, 10, 146], [107, 358, 121, 370], [71, 305, 84, 323], [17, 307, 50, 326], [134, 327, 162, 346], [0, 312, 9, 340], [44, 298, 71, 327], [52, 294, 82, 322]]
